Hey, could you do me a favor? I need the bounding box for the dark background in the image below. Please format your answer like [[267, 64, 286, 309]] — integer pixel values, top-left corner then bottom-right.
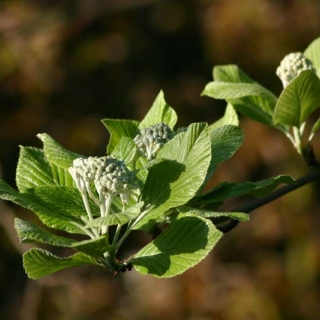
[[1, 1, 320, 319]]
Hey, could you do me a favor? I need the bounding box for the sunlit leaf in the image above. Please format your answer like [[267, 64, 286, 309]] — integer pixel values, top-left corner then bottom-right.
[[16, 147, 55, 192], [203, 65, 277, 125], [209, 103, 239, 130], [23, 248, 99, 279], [111, 137, 137, 166], [37, 133, 82, 168], [0, 180, 84, 234], [304, 36, 320, 77], [177, 207, 249, 222], [102, 119, 139, 153], [273, 70, 320, 127], [133, 123, 211, 230], [139, 90, 177, 130], [87, 202, 144, 227]]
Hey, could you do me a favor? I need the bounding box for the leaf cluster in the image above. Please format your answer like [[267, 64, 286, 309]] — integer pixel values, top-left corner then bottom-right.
[[4, 36, 320, 279], [202, 37, 320, 160]]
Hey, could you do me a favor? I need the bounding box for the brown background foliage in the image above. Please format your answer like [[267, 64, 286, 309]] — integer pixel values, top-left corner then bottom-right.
[[1, 1, 320, 319]]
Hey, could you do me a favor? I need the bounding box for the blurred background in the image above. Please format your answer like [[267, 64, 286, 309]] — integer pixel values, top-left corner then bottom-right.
[[1, 0, 320, 319]]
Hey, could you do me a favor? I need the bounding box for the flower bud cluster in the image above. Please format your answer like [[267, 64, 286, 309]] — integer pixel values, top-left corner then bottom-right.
[[69, 156, 137, 201], [276, 52, 315, 88], [134, 122, 173, 160]]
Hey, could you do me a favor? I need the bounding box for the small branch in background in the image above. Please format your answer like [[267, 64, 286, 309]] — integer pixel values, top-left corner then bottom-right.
[[216, 169, 320, 233]]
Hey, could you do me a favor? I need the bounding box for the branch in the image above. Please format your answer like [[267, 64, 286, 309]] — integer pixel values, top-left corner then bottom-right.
[[216, 169, 320, 233]]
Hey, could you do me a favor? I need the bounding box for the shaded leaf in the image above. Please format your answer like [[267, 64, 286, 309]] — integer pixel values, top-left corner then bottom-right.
[[190, 175, 295, 208], [132, 213, 223, 277], [71, 236, 112, 258]]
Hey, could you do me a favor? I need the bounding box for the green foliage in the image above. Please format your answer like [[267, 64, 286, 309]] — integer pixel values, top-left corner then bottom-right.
[[4, 36, 320, 280], [203, 36, 320, 159], [273, 70, 320, 127]]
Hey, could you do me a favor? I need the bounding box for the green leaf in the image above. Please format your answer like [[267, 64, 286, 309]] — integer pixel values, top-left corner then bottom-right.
[[247, 175, 295, 197], [311, 117, 320, 136], [209, 125, 244, 172], [133, 123, 212, 230], [138, 90, 178, 130], [304, 36, 320, 77], [23, 248, 99, 279], [87, 202, 144, 228], [102, 119, 139, 153], [132, 213, 223, 278], [28, 186, 99, 219], [15, 218, 112, 258], [71, 236, 112, 258], [14, 218, 76, 246], [16, 147, 55, 192], [210, 103, 239, 130], [203, 65, 277, 125], [213, 64, 253, 83], [0, 180, 84, 234], [111, 137, 137, 166], [177, 207, 249, 222], [190, 175, 295, 208], [37, 133, 82, 168], [50, 163, 74, 187], [273, 70, 320, 127], [202, 82, 274, 100]]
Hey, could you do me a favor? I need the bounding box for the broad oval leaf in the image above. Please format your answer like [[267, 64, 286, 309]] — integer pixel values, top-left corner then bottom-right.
[[202, 82, 273, 100], [37, 133, 82, 168], [304, 36, 320, 77], [14, 218, 111, 258], [0, 180, 85, 234], [132, 213, 223, 278], [16, 147, 55, 192], [203, 65, 277, 125], [23, 248, 99, 279], [102, 119, 139, 154], [71, 236, 112, 258], [210, 103, 239, 130], [133, 123, 212, 230], [209, 125, 244, 172], [273, 70, 320, 127], [14, 218, 76, 246], [111, 137, 137, 166], [138, 90, 177, 130]]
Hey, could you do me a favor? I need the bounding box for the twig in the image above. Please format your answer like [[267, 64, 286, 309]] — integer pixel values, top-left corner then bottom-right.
[[216, 169, 320, 233]]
